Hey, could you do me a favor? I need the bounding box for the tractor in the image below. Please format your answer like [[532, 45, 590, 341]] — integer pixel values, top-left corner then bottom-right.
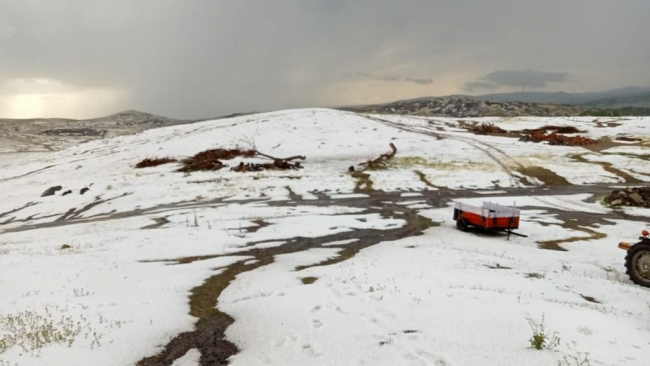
[[619, 230, 650, 287]]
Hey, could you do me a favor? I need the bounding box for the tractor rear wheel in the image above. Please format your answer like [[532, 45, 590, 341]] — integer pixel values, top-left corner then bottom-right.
[[456, 219, 469, 232], [625, 242, 650, 287]]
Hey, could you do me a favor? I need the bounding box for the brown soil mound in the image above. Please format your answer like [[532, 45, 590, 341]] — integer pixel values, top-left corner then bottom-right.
[[605, 187, 650, 208], [135, 157, 177, 168]]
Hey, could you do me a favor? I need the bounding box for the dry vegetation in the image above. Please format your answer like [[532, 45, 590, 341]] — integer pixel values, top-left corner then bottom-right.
[[135, 147, 306, 173], [519, 131, 597, 146], [468, 122, 507, 134], [177, 148, 256, 172], [135, 157, 178, 168]]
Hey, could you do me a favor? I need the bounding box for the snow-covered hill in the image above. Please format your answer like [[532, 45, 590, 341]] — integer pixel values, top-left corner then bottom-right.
[[0, 110, 198, 154], [1, 109, 649, 366]]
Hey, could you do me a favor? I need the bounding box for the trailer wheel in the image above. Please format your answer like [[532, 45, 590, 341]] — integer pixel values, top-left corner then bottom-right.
[[625, 242, 650, 288], [456, 219, 469, 232]]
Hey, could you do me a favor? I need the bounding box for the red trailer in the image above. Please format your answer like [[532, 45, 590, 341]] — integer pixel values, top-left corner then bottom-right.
[[453, 201, 526, 238]]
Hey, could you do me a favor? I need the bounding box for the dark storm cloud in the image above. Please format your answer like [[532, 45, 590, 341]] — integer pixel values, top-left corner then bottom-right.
[[464, 70, 572, 91], [352, 73, 434, 85], [1, 0, 649, 118], [406, 78, 434, 85]]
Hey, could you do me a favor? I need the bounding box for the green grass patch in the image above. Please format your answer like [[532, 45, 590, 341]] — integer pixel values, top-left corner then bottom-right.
[[301, 277, 318, 285], [526, 272, 546, 279], [388, 156, 494, 171]]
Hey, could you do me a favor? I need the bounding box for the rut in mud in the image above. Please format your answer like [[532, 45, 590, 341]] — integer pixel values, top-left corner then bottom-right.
[[3, 183, 650, 235], [137, 204, 436, 366], [414, 170, 436, 188], [514, 166, 570, 186]]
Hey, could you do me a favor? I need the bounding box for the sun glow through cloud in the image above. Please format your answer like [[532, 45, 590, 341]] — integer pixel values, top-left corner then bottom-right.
[[0, 79, 127, 119]]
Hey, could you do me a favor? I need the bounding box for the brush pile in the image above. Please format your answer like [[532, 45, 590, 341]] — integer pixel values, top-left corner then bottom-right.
[[468, 122, 507, 134], [359, 143, 397, 170], [178, 149, 255, 172], [605, 187, 650, 208], [532, 125, 583, 134], [135, 157, 178, 168], [176, 148, 304, 173], [231, 160, 303, 172], [520, 131, 597, 146]]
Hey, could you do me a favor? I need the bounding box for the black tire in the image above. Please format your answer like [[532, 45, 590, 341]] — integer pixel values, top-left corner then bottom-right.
[[625, 242, 650, 288], [456, 219, 469, 232]]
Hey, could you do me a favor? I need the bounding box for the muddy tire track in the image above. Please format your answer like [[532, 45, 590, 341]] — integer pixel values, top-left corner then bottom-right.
[[0, 201, 38, 219], [3, 183, 650, 235]]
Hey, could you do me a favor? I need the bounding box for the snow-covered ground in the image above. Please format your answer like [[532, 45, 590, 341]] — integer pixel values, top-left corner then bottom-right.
[[1, 109, 649, 366]]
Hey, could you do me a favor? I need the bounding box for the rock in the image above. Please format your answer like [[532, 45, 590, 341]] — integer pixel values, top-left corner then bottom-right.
[[348, 166, 355, 173], [80, 187, 90, 195], [629, 193, 643, 204], [41, 186, 62, 197], [605, 187, 650, 208], [60, 244, 71, 250], [62, 190, 72, 196]]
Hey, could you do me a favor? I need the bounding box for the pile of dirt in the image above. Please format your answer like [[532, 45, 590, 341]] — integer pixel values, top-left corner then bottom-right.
[[467, 122, 507, 134], [178, 149, 255, 172], [605, 187, 650, 208], [135, 157, 178, 168], [520, 131, 597, 146]]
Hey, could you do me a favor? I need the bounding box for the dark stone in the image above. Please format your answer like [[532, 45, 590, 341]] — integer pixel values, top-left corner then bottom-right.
[[348, 166, 355, 173], [62, 190, 72, 196], [80, 187, 90, 195], [41, 186, 62, 197]]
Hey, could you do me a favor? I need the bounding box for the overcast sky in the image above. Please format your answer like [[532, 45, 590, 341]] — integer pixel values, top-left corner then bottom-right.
[[1, 0, 649, 119]]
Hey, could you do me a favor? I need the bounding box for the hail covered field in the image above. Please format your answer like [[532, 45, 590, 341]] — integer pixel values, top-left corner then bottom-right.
[[0, 109, 649, 366]]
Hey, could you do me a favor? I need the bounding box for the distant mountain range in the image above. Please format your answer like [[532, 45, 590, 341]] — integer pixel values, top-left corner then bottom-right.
[[342, 97, 587, 118], [0, 110, 199, 153], [470, 86, 650, 108], [342, 86, 650, 118]]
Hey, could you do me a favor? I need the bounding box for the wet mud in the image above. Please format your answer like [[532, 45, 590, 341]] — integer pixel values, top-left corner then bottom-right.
[[137, 202, 436, 365]]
